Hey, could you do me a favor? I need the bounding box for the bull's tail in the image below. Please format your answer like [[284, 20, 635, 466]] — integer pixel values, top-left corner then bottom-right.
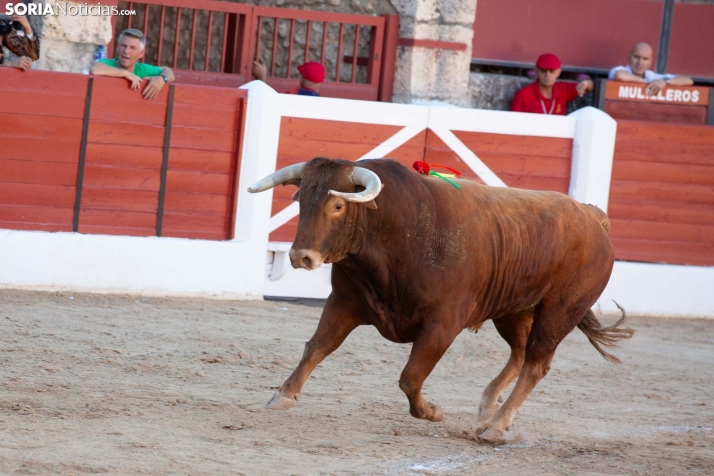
[[584, 204, 610, 233], [577, 301, 634, 364]]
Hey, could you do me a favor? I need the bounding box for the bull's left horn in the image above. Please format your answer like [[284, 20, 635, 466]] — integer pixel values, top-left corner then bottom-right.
[[328, 167, 382, 203], [248, 162, 305, 193]]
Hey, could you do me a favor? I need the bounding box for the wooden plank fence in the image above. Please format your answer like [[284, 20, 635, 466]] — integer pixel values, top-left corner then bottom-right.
[[0, 68, 246, 241]]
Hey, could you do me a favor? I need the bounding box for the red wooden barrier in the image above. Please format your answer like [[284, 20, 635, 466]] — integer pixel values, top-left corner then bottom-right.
[[163, 84, 245, 240], [378, 14, 399, 103], [0, 68, 246, 241], [608, 121, 714, 267], [0, 69, 88, 232], [80, 76, 169, 236], [600, 81, 712, 125], [424, 131, 573, 194]]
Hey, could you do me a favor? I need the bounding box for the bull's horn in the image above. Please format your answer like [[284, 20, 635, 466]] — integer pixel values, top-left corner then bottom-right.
[[248, 162, 305, 193], [328, 167, 382, 203]]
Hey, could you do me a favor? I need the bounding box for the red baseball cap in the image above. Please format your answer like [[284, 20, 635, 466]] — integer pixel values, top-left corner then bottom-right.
[[536, 53, 561, 70], [298, 62, 325, 83]]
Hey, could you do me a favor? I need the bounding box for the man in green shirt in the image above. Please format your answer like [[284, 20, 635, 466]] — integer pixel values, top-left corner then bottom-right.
[[90, 28, 175, 100]]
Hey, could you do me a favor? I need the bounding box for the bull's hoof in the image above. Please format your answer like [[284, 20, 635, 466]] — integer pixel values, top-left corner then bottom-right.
[[265, 393, 295, 410], [473, 419, 492, 435], [478, 428, 507, 445], [426, 402, 444, 422]]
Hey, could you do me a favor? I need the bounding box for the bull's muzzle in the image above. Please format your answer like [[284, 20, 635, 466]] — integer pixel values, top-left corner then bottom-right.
[[289, 249, 324, 271]]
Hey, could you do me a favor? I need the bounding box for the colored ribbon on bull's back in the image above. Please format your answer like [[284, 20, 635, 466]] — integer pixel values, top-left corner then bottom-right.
[[412, 161, 462, 189]]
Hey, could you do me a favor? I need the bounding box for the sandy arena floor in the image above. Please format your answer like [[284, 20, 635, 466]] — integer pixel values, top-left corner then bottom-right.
[[0, 289, 712, 475]]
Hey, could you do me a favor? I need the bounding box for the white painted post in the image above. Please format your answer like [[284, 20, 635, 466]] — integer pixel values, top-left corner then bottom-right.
[[567, 106, 617, 212], [234, 80, 282, 243]]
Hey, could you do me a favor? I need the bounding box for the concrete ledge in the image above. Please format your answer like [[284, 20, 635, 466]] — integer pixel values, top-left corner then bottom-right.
[[597, 261, 714, 319], [0, 229, 266, 299]]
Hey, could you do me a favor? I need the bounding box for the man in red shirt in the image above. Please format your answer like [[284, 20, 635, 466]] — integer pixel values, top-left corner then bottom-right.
[[511, 53, 593, 115]]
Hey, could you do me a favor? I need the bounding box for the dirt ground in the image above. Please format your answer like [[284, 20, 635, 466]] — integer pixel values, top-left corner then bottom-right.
[[0, 290, 712, 475]]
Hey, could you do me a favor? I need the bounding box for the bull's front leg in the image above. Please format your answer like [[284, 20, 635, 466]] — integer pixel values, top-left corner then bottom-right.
[[266, 296, 362, 410], [399, 325, 459, 422]]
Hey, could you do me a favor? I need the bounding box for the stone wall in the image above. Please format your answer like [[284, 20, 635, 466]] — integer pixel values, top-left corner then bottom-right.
[[469, 72, 530, 111], [389, 0, 477, 107], [30, 0, 113, 73], [236, 0, 397, 15]]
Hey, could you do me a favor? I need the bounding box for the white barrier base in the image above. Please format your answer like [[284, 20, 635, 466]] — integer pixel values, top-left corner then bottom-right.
[[0, 229, 267, 299], [597, 261, 714, 319], [3, 233, 711, 317], [264, 251, 332, 299]]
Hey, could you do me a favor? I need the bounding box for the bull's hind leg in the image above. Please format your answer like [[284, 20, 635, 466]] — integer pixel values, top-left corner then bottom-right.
[[399, 325, 460, 423], [266, 295, 362, 410], [476, 309, 533, 426], [478, 299, 592, 444]]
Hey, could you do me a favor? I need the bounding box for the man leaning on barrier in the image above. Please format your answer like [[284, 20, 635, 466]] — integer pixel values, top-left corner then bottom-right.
[[90, 28, 175, 100], [0, 13, 39, 71], [609, 42, 693, 96]]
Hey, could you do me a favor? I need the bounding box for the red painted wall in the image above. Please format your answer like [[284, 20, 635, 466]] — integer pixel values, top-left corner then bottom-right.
[[472, 0, 663, 70], [668, 3, 714, 78]]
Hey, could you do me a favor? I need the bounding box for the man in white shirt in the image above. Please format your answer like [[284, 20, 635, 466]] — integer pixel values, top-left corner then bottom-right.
[[608, 42, 693, 96]]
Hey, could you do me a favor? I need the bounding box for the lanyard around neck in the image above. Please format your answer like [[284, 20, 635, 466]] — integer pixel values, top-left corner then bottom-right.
[[540, 98, 556, 115]]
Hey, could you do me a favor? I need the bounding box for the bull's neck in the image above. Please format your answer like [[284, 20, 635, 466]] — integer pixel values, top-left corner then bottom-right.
[[342, 194, 416, 284]]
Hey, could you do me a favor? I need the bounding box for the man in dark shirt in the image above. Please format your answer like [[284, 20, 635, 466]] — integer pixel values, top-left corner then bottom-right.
[[511, 53, 593, 115], [252, 60, 325, 96]]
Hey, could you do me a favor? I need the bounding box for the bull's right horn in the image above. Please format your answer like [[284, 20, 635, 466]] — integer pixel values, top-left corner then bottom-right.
[[248, 162, 305, 193], [328, 167, 382, 203]]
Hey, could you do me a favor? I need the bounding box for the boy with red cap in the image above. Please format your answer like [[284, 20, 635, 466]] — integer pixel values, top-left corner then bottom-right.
[[510, 53, 593, 115], [252, 60, 325, 96]]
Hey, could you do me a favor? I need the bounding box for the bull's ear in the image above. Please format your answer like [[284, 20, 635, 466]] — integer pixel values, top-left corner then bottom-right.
[[285, 178, 301, 201], [363, 184, 384, 209]]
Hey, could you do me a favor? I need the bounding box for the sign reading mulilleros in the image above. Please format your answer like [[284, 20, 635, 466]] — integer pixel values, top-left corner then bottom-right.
[[605, 82, 710, 105]]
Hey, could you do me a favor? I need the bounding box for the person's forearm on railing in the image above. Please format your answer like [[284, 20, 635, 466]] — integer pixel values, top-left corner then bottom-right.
[[667, 76, 694, 86], [613, 70, 647, 83], [90, 62, 142, 90]]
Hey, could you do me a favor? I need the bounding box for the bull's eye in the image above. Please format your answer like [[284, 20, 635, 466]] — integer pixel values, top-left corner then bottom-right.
[[335, 204, 343, 210]]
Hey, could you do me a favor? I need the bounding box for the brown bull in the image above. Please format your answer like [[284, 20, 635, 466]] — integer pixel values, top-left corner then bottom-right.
[[248, 157, 633, 443]]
